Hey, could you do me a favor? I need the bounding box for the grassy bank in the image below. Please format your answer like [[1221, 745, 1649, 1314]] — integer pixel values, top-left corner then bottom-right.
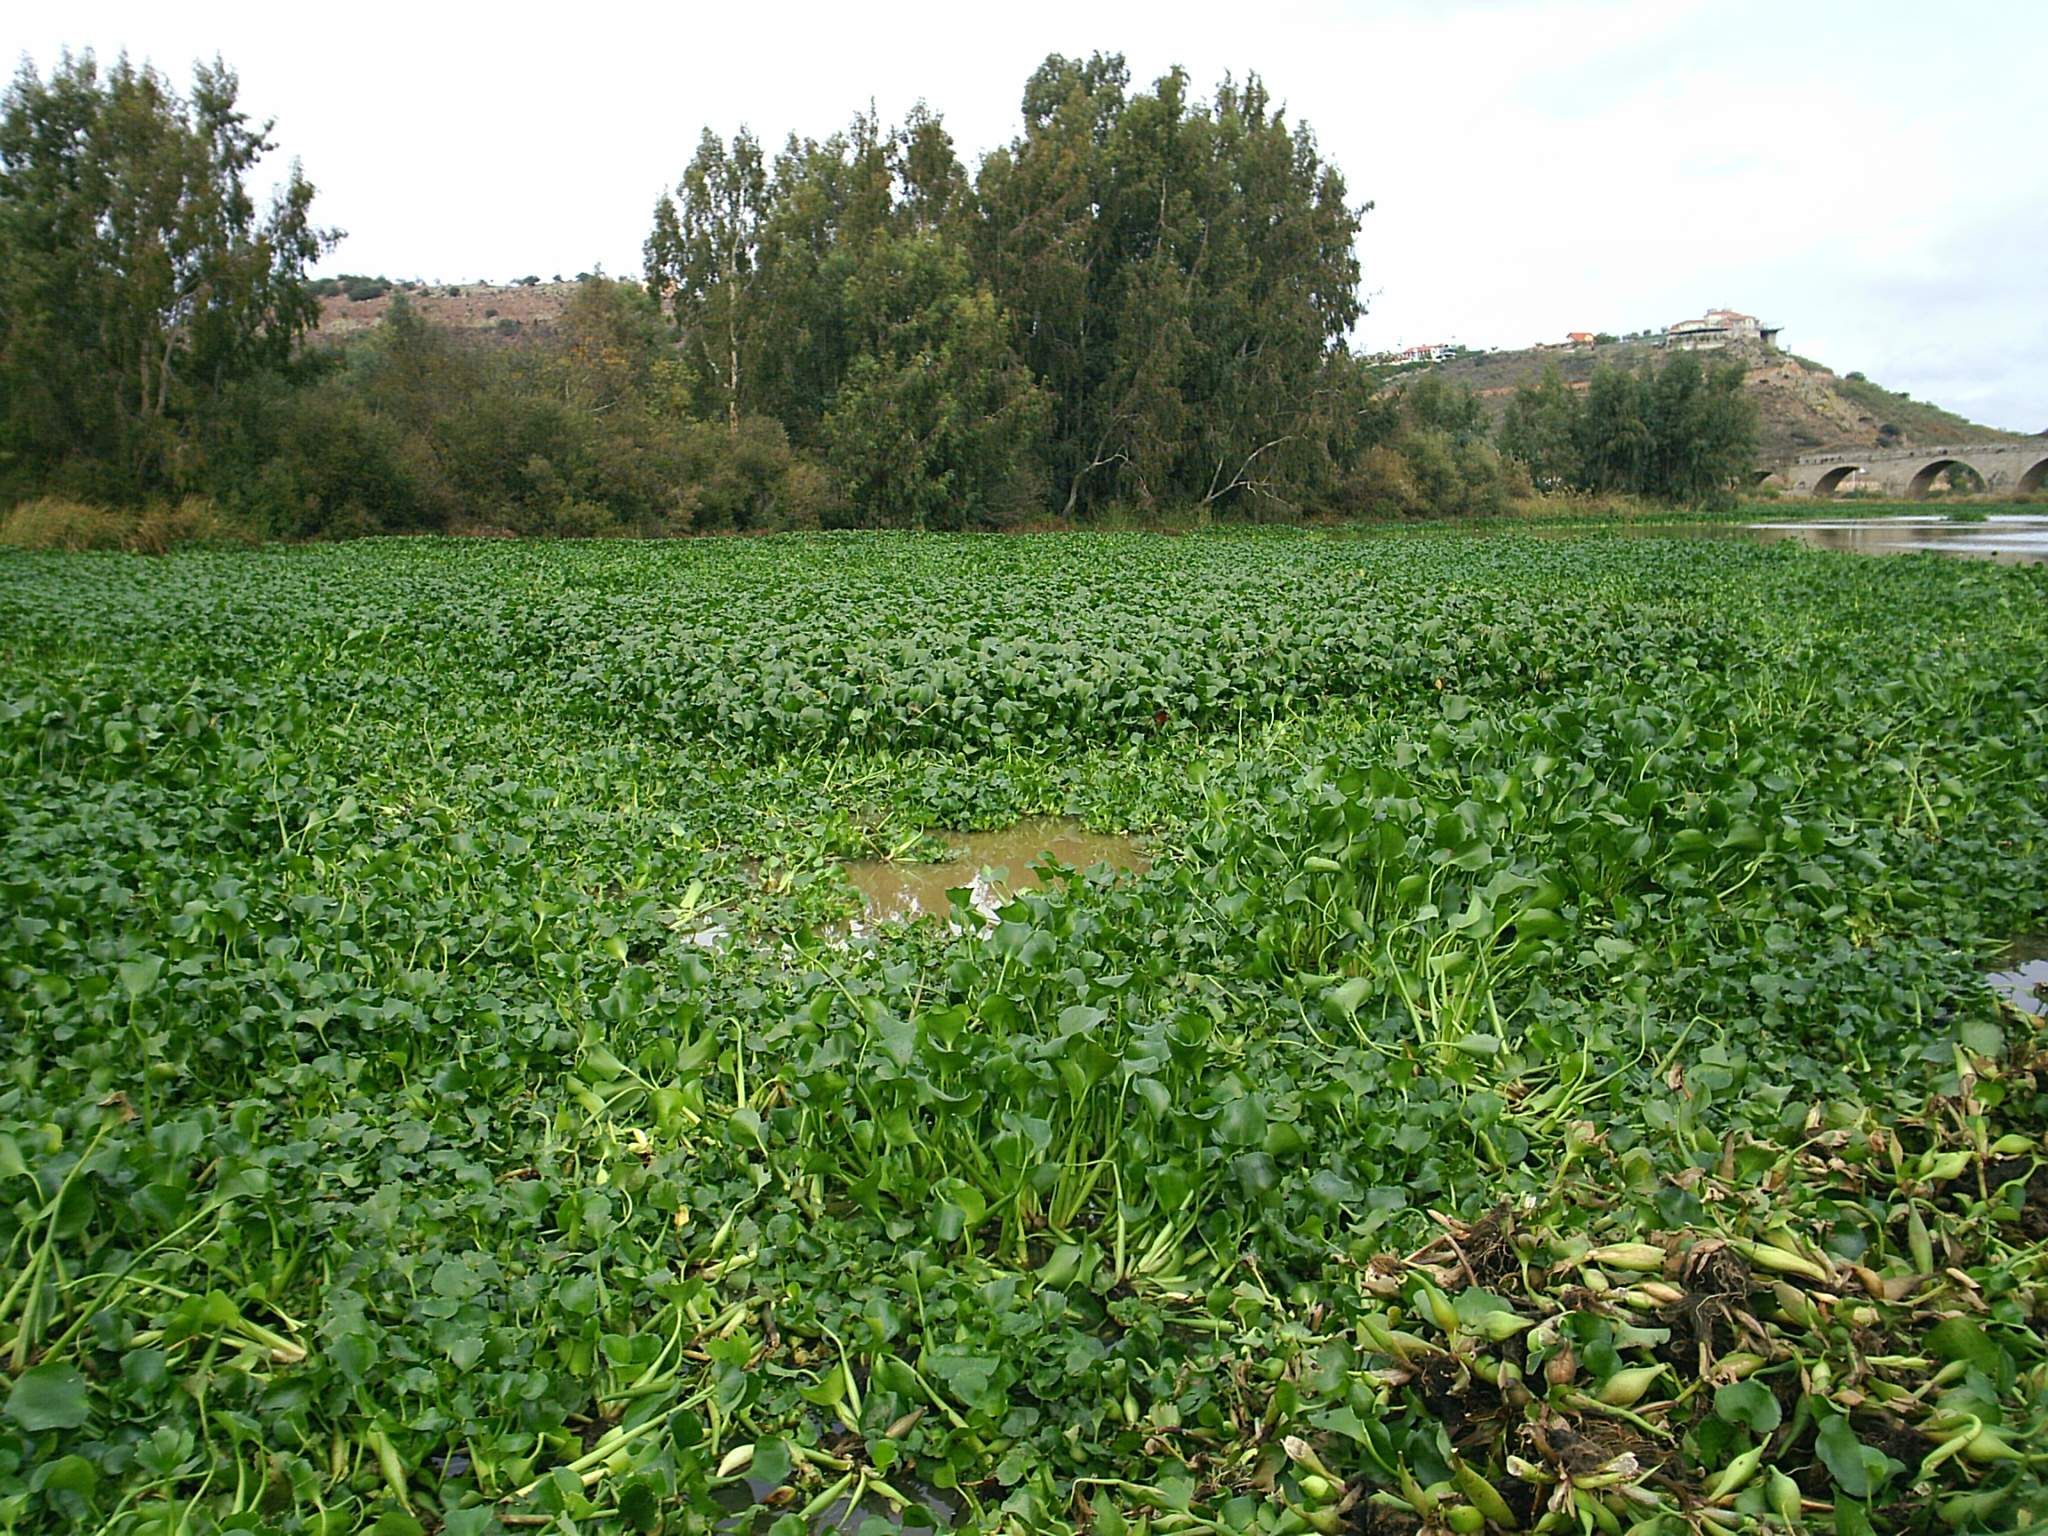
[[5, 488, 2044, 552]]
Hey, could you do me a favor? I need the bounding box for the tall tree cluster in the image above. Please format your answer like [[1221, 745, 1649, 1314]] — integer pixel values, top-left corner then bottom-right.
[[645, 54, 1368, 523], [0, 52, 333, 503]]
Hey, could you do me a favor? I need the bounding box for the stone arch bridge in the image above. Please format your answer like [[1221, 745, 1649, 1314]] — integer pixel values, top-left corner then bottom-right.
[[1766, 442, 2048, 498]]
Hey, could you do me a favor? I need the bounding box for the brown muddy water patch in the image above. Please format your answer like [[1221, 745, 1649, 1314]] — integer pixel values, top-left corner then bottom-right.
[[845, 817, 1149, 925]]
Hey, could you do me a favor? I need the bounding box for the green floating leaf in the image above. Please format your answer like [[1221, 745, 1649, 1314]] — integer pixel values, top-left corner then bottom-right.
[[1323, 975, 1372, 1021], [1814, 1413, 1874, 1498], [752, 1435, 793, 1489], [117, 954, 163, 1000], [6, 1362, 91, 1431], [40, 1453, 98, 1497], [619, 1479, 659, 1533], [1713, 1379, 1782, 1434], [1924, 1315, 2005, 1378]]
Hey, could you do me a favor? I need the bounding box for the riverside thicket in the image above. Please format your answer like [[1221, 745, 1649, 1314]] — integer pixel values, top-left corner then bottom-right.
[[0, 51, 1755, 535]]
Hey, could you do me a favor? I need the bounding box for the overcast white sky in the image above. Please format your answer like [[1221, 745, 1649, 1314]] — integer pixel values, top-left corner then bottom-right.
[[18, 0, 2048, 430]]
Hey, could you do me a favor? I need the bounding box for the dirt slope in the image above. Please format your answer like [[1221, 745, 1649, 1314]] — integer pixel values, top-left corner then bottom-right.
[[314, 280, 577, 342], [1423, 340, 2022, 461]]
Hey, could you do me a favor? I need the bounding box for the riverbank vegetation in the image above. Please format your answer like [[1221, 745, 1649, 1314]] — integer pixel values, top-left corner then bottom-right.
[[0, 49, 1776, 541], [2, 532, 2045, 1534]]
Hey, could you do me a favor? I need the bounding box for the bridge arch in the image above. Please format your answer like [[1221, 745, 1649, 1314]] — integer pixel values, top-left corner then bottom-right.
[[2020, 456, 2048, 496], [1906, 458, 1985, 499], [1811, 464, 1862, 497]]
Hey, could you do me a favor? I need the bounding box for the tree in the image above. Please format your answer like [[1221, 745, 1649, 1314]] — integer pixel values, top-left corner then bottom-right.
[[548, 276, 666, 414], [972, 53, 1129, 514], [1401, 374, 1485, 448], [895, 102, 967, 235], [1502, 356, 1756, 506], [0, 51, 334, 499], [971, 56, 1366, 516], [1645, 352, 1756, 506], [1499, 366, 1580, 487], [822, 234, 1047, 528], [1574, 366, 1654, 495], [645, 128, 769, 431], [745, 114, 895, 436]]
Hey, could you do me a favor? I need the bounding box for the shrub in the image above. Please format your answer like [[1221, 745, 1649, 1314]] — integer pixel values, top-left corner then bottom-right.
[[0, 495, 260, 552], [433, 391, 589, 533], [0, 497, 135, 550], [131, 498, 255, 553], [1339, 446, 1423, 518], [673, 417, 832, 532], [199, 373, 447, 539], [777, 460, 838, 531], [549, 498, 620, 537]]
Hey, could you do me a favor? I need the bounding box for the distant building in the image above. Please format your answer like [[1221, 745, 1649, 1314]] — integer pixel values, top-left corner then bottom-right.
[[1566, 331, 1597, 348], [1663, 308, 1781, 352], [1378, 342, 1453, 365]]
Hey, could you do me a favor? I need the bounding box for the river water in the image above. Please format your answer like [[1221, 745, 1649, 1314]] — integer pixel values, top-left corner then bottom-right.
[[1990, 936, 2048, 1017], [1746, 515, 2048, 564]]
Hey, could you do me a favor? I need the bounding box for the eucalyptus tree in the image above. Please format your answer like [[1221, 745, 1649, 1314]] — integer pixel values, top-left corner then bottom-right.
[[822, 233, 1048, 529], [1501, 355, 1756, 505], [972, 54, 1131, 515], [0, 51, 333, 499], [1575, 366, 1655, 495], [895, 102, 968, 236], [972, 56, 1366, 515], [645, 128, 770, 431], [745, 114, 894, 436], [1646, 352, 1757, 506], [1499, 365, 1583, 488]]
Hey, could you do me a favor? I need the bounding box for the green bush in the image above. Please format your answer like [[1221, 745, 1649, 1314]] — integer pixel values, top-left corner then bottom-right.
[[131, 497, 256, 552], [676, 417, 835, 532], [0, 495, 253, 551], [550, 498, 621, 537], [198, 372, 446, 539]]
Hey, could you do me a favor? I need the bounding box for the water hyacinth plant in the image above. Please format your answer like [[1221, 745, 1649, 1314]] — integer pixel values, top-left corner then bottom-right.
[[0, 529, 2044, 1535]]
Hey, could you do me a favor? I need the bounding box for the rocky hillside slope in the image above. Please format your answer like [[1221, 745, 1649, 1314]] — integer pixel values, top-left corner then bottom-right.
[[314, 278, 578, 341], [1420, 339, 2023, 461]]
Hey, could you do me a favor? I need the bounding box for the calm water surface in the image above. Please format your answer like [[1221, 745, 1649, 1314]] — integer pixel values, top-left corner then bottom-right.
[[1747, 515, 2048, 564], [1522, 514, 2048, 564], [1990, 935, 2048, 1017]]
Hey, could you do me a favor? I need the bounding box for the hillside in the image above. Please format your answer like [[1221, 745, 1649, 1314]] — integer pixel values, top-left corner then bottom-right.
[[315, 282, 2027, 464], [1418, 338, 2024, 462], [313, 277, 578, 341]]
